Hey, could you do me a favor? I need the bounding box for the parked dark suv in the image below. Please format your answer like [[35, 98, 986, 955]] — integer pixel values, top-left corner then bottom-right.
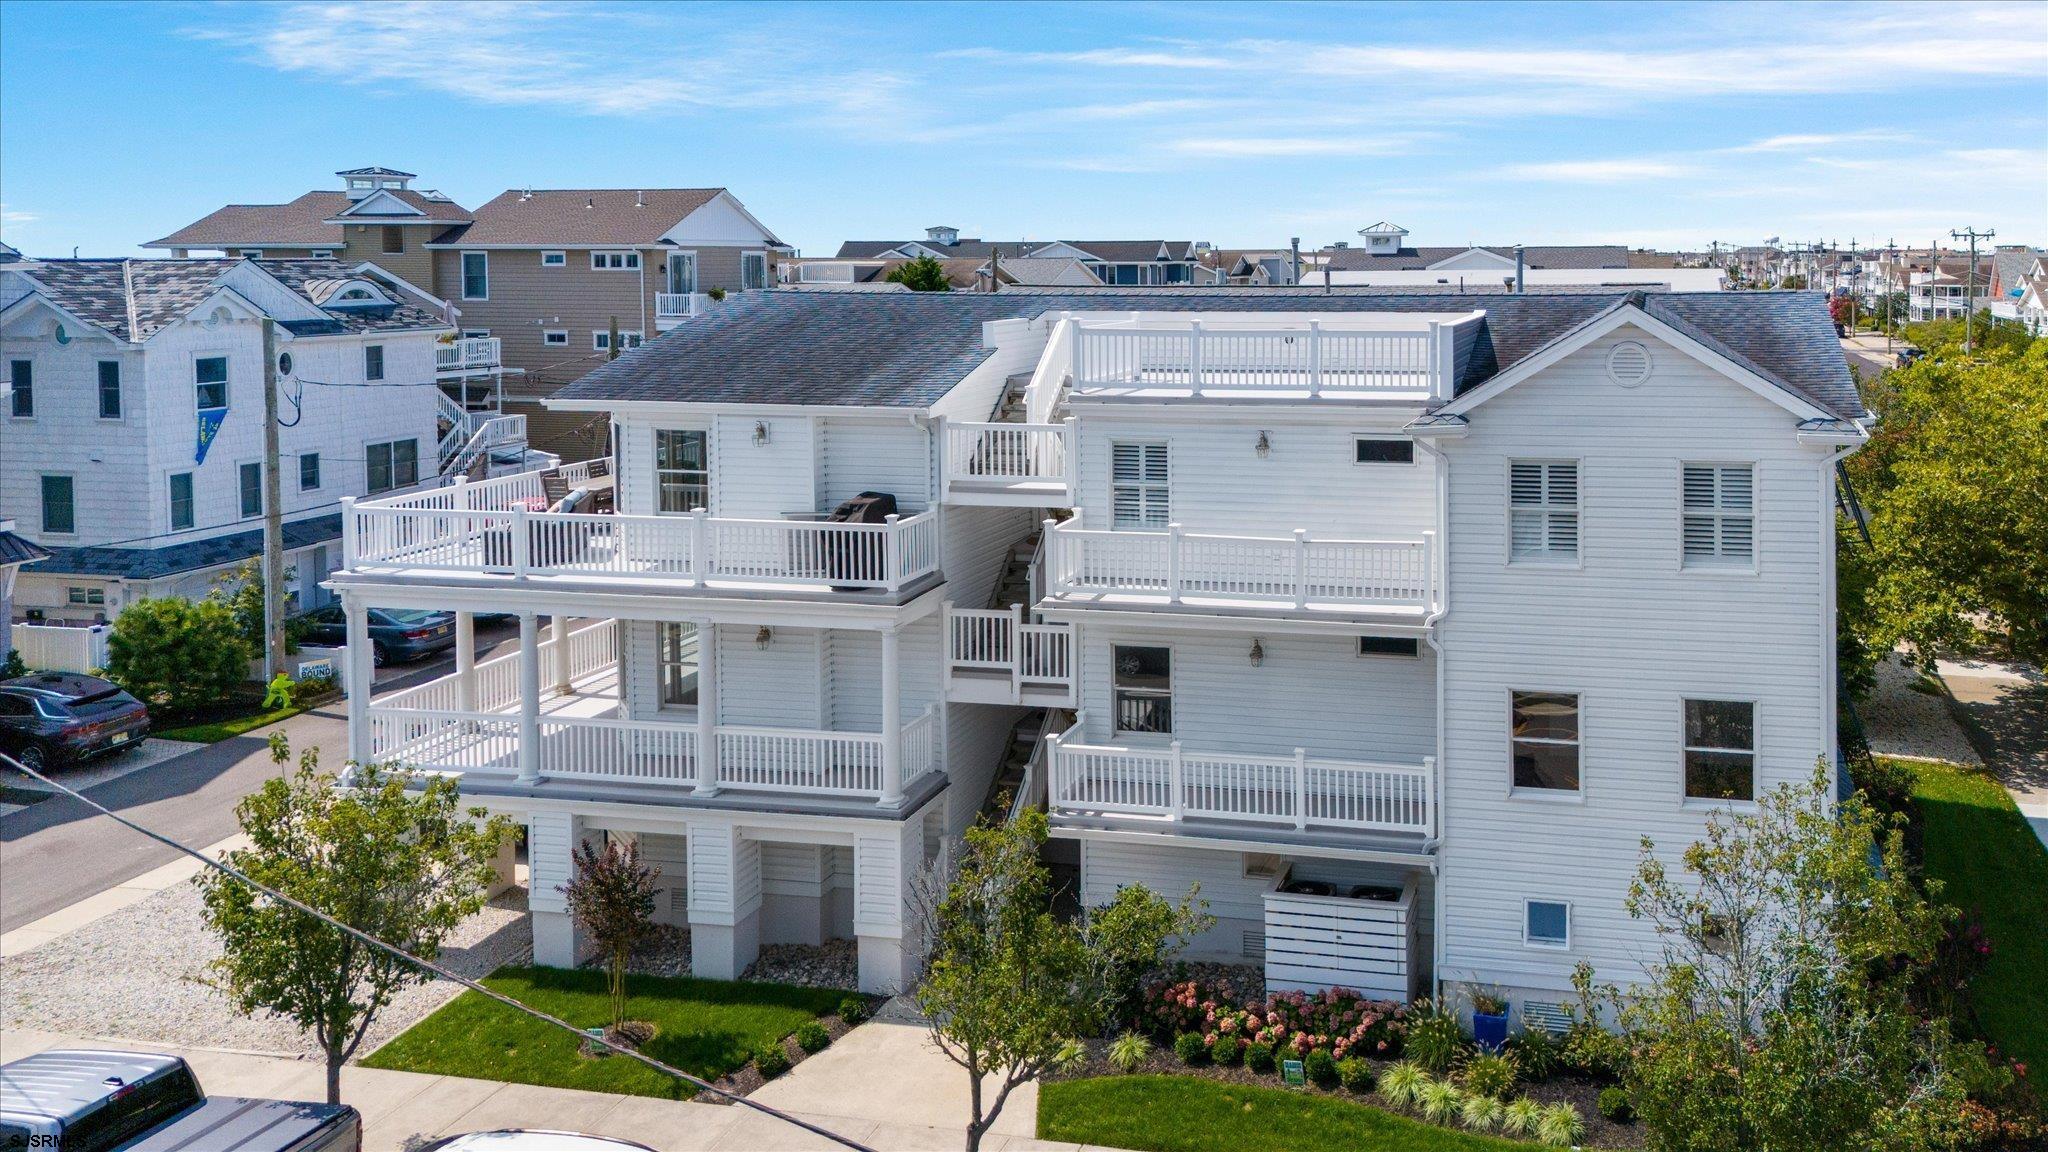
[[297, 605, 457, 667], [0, 673, 151, 773], [1, 1049, 359, 1151]]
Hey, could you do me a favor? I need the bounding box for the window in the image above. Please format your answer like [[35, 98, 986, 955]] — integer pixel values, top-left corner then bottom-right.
[[195, 356, 228, 409], [68, 585, 104, 606], [8, 359, 30, 417], [461, 329, 490, 340], [169, 472, 194, 530], [1163, 263, 1192, 284], [239, 461, 263, 518], [1682, 464, 1755, 567], [1684, 699, 1756, 802], [1110, 442, 1170, 529], [41, 475, 74, 534], [654, 429, 709, 512], [667, 251, 697, 294], [659, 622, 700, 707], [1355, 437, 1414, 464], [299, 453, 321, 491], [1525, 900, 1570, 948], [382, 225, 404, 254], [1509, 460, 1578, 562], [541, 250, 566, 267], [590, 251, 640, 270], [1112, 645, 1172, 735], [366, 438, 419, 493], [311, 249, 335, 259], [543, 329, 569, 347], [461, 252, 488, 300], [97, 361, 122, 418], [238, 249, 263, 259], [594, 330, 644, 351], [363, 344, 384, 381], [1511, 690, 1581, 792], [742, 251, 768, 290], [1358, 636, 1420, 657]]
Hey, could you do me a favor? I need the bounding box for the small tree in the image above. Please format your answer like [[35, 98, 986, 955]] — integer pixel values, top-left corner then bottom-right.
[[886, 254, 952, 292], [107, 596, 250, 714], [559, 837, 659, 1037], [915, 810, 1208, 1151], [197, 738, 512, 1104], [208, 558, 302, 655], [1591, 764, 1969, 1151]]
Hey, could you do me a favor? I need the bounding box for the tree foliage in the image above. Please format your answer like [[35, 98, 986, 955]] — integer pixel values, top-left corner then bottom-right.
[[559, 837, 660, 1032], [1587, 765, 1970, 1151], [914, 809, 1209, 1151], [196, 738, 512, 1104], [208, 558, 304, 655], [107, 596, 251, 713], [885, 254, 952, 292], [1842, 341, 2048, 665]]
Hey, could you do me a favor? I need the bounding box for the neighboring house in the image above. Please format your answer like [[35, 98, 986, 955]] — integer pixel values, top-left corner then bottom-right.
[[1312, 223, 1725, 291], [837, 228, 1208, 285], [1202, 249, 1299, 286], [0, 519, 51, 660], [2014, 273, 2048, 335], [779, 255, 1102, 291], [0, 241, 23, 265], [326, 284, 1864, 1015], [0, 257, 524, 623]]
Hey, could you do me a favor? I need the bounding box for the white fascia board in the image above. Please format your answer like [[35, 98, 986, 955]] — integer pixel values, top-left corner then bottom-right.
[[1060, 396, 1430, 425], [325, 571, 948, 629], [660, 190, 786, 248], [459, 790, 931, 837], [1048, 822, 1437, 869], [0, 291, 127, 345], [542, 397, 934, 419], [1034, 602, 1434, 637], [1434, 305, 1835, 422]]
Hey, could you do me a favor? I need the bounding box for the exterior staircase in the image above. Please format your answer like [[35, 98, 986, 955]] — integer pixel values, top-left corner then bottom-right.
[[989, 371, 1033, 423], [982, 707, 1073, 823], [988, 531, 1038, 611]]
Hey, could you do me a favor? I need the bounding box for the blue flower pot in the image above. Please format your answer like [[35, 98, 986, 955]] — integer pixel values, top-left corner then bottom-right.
[[1472, 1010, 1509, 1052]]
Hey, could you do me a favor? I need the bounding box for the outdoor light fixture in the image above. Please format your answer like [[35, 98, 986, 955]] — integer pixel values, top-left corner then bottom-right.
[[1249, 638, 1265, 667], [755, 626, 773, 649], [753, 420, 770, 446], [1255, 430, 1271, 457]]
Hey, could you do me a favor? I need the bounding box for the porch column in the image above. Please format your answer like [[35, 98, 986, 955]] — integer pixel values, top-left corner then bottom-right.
[[551, 615, 574, 696], [528, 812, 587, 967], [454, 611, 476, 713], [693, 621, 720, 795], [688, 822, 761, 980], [879, 626, 903, 807], [515, 612, 541, 784], [344, 596, 373, 764], [853, 816, 923, 993]]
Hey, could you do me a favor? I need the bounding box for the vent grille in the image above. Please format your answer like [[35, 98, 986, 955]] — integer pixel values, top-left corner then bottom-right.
[[1607, 340, 1653, 387], [1521, 1001, 1573, 1035], [1242, 929, 1266, 959]]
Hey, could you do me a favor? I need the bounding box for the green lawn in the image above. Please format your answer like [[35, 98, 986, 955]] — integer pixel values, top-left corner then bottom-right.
[[1039, 1076, 1534, 1152], [155, 702, 304, 743], [361, 966, 844, 1099], [1906, 758, 2048, 1073]]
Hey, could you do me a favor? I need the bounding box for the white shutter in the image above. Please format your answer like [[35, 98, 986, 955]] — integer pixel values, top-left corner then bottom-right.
[[1683, 464, 1754, 565], [1510, 460, 1578, 560], [1111, 442, 1169, 529]]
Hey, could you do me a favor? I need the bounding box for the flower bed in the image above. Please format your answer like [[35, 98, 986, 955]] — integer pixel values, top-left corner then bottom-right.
[[1142, 977, 1410, 1062]]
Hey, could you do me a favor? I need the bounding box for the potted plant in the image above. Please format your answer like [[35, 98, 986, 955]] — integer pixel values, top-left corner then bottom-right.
[[1470, 989, 1510, 1052]]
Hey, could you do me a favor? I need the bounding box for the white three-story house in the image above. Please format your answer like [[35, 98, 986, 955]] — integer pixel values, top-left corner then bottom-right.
[[330, 287, 1864, 1017]]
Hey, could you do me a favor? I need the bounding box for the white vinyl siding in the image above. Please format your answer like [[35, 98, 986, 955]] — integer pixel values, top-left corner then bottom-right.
[[1509, 459, 1578, 561], [1110, 441, 1169, 529], [1682, 464, 1755, 567]]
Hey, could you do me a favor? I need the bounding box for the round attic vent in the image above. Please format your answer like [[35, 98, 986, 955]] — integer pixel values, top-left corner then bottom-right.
[[1607, 340, 1652, 387]]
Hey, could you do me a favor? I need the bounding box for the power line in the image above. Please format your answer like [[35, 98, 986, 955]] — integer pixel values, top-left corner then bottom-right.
[[0, 748, 880, 1152]]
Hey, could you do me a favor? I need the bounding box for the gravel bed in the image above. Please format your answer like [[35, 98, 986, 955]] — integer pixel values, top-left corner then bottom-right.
[[742, 939, 859, 989], [2, 882, 532, 1058], [579, 923, 693, 978], [1863, 654, 1981, 765]]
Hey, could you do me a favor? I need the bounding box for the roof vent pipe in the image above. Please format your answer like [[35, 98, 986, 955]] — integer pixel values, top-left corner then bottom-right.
[[635, 190, 644, 208], [1514, 245, 1526, 293], [587, 197, 595, 209]]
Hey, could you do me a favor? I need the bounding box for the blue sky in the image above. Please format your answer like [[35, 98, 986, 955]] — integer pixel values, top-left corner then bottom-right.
[[3, 1, 2044, 258]]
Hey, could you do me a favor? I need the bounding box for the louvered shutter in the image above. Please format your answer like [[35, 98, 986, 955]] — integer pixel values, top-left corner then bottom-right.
[[1683, 464, 1754, 565], [1112, 442, 1169, 529], [1510, 460, 1578, 560]]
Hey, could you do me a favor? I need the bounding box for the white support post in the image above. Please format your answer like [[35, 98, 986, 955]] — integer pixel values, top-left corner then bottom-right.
[[1294, 747, 1309, 830], [515, 612, 541, 784], [551, 615, 573, 696], [1009, 602, 1025, 702], [1187, 321, 1203, 396], [1307, 320, 1323, 396], [1167, 740, 1184, 823], [694, 620, 719, 795], [455, 611, 476, 713], [1424, 755, 1439, 839], [1043, 517, 1062, 595], [1167, 523, 1184, 604], [1423, 529, 1439, 610], [879, 626, 904, 806], [1427, 320, 1445, 401], [1293, 528, 1309, 609], [689, 508, 709, 585], [510, 505, 531, 577], [339, 497, 358, 570], [882, 513, 902, 590], [1060, 416, 1078, 494], [344, 596, 372, 763]]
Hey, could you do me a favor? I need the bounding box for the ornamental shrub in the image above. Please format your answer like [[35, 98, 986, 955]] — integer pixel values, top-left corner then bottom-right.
[[1108, 1031, 1152, 1073], [106, 597, 251, 716], [1243, 1041, 1276, 1074], [754, 1043, 791, 1079], [1536, 1102, 1585, 1148], [795, 1020, 831, 1054], [1209, 1033, 1241, 1066], [1560, 1019, 1625, 1079], [1304, 1048, 1337, 1088], [1419, 1080, 1466, 1125], [1173, 1032, 1207, 1065], [1597, 1085, 1635, 1123], [1505, 1028, 1561, 1079], [1501, 1097, 1546, 1138], [1405, 1001, 1466, 1073], [1336, 1057, 1374, 1093], [1142, 977, 1408, 1060], [1460, 1092, 1506, 1132], [837, 996, 869, 1025], [1458, 1050, 1519, 1100], [1378, 1061, 1429, 1109]]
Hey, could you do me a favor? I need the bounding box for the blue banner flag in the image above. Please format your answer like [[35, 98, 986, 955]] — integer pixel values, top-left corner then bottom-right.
[[195, 406, 228, 464]]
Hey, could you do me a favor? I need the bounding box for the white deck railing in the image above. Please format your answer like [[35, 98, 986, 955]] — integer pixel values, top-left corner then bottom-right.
[[1046, 518, 1435, 611], [555, 457, 613, 487], [374, 619, 618, 714], [1070, 322, 1445, 397], [436, 337, 501, 372], [539, 716, 698, 785], [1048, 719, 1434, 836], [943, 421, 1073, 491], [944, 604, 1074, 703], [655, 292, 708, 319]]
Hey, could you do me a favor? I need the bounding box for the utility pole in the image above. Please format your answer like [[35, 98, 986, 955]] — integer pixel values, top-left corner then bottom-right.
[[260, 318, 287, 681], [1884, 238, 1896, 354], [1951, 226, 1994, 352]]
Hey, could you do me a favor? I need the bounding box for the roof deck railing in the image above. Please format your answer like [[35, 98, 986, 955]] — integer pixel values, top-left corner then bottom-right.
[[1069, 318, 1458, 399]]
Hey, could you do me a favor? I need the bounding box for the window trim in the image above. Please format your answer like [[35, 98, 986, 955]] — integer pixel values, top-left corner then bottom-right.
[[667, 250, 698, 294], [1356, 636, 1421, 658], [1110, 642, 1175, 739], [8, 357, 33, 419], [299, 452, 321, 492], [1352, 435, 1415, 465], [1680, 696, 1760, 807], [1506, 457, 1582, 567], [1508, 687, 1584, 799], [97, 360, 123, 420], [540, 250, 567, 267], [652, 428, 711, 514], [1109, 440, 1171, 531], [238, 460, 264, 520], [364, 437, 420, 494], [1523, 899, 1571, 950], [460, 251, 489, 301], [590, 250, 641, 271], [1679, 461, 1759, 573], [594, 330, 645, 352], [40, 472, 77, 536], [656, 621, 702, 713], [363, 343, 385, 382], [542, 329, 569, 347], [168, 471, 195, 531], [741, 250, 769, 291], [194, 353, 230, 411]]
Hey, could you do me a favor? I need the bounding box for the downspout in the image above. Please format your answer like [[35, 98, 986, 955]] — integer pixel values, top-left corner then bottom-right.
[[1820, 438, 1861, 805], [1414, 434, 1452, 999]]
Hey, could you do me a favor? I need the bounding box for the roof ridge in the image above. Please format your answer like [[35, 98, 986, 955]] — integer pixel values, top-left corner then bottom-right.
[[121, 259, 140, 345]]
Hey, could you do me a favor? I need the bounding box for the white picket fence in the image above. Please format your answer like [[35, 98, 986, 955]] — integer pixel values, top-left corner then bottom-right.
[[12, 623, 109, 674]]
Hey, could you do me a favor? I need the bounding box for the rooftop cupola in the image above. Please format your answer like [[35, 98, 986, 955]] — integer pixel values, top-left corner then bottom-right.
[[925, 225, 961, 247], [1357, 221, 1410, 255], [337, 166, 418, 200]]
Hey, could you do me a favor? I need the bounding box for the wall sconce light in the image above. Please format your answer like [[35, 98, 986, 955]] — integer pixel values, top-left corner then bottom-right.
[[752, 420, 770, 447], [1254, 430, 1271, 457], [1248, 638, 1265, 667], [755, 626, 773, 649]]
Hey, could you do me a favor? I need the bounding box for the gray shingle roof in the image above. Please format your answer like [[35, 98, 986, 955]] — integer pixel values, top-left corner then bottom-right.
[[553, 287, 1863, 420], [834, 239, 1197, 262], [433, 189, 741, 247], [27, 514, 341, 580], [146, 190, 471, 249], [1324, 245, 1630, 271], [17, 259, 449, 342], [0, 528, 51, 568]]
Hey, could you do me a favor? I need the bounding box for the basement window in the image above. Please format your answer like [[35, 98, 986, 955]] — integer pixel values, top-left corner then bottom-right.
[[1357, 636, 1420, 658]]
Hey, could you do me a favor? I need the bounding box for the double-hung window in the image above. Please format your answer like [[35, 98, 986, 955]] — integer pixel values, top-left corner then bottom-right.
[[239, 462, 263, 519], [366, 439, 419, 494], [363, 344, 385, 381], [1110, 442, 1169, 529], [1509, 460, 1578, 562], [1112, 645, 1172, 735], [299, 453, 321, 491], [658, 622, 700, 707], [1511, 690, 1581, 793], [41, 475, 74, 534], [1683, 699, 1756, 802], [654, 429, 710, 512], [195, 356, 228, 410], [1682, 464, 1755, 567], [8, 360, 31, 417], [460, 252, 488, 300], [97, 361, 122, 418], [169, 472, 194, 531]]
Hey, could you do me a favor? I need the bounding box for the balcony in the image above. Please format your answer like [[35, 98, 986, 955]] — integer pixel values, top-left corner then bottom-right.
[[436, 336, 501, 376], [655, 292, 711, 330], [1047, 719, 1434, 841], [941, 420, 1074, 506], [1044, 518, 1436, 619], [943, 604, 1075, 706], [342, 469, 942, 599], [1067, 315, 1471, 403]]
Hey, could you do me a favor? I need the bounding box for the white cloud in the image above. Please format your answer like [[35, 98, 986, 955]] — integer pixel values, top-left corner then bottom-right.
[[1169, 137, 1412, 158], [0, 205, 38, 228], [1502, 158, 1698, 183]]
